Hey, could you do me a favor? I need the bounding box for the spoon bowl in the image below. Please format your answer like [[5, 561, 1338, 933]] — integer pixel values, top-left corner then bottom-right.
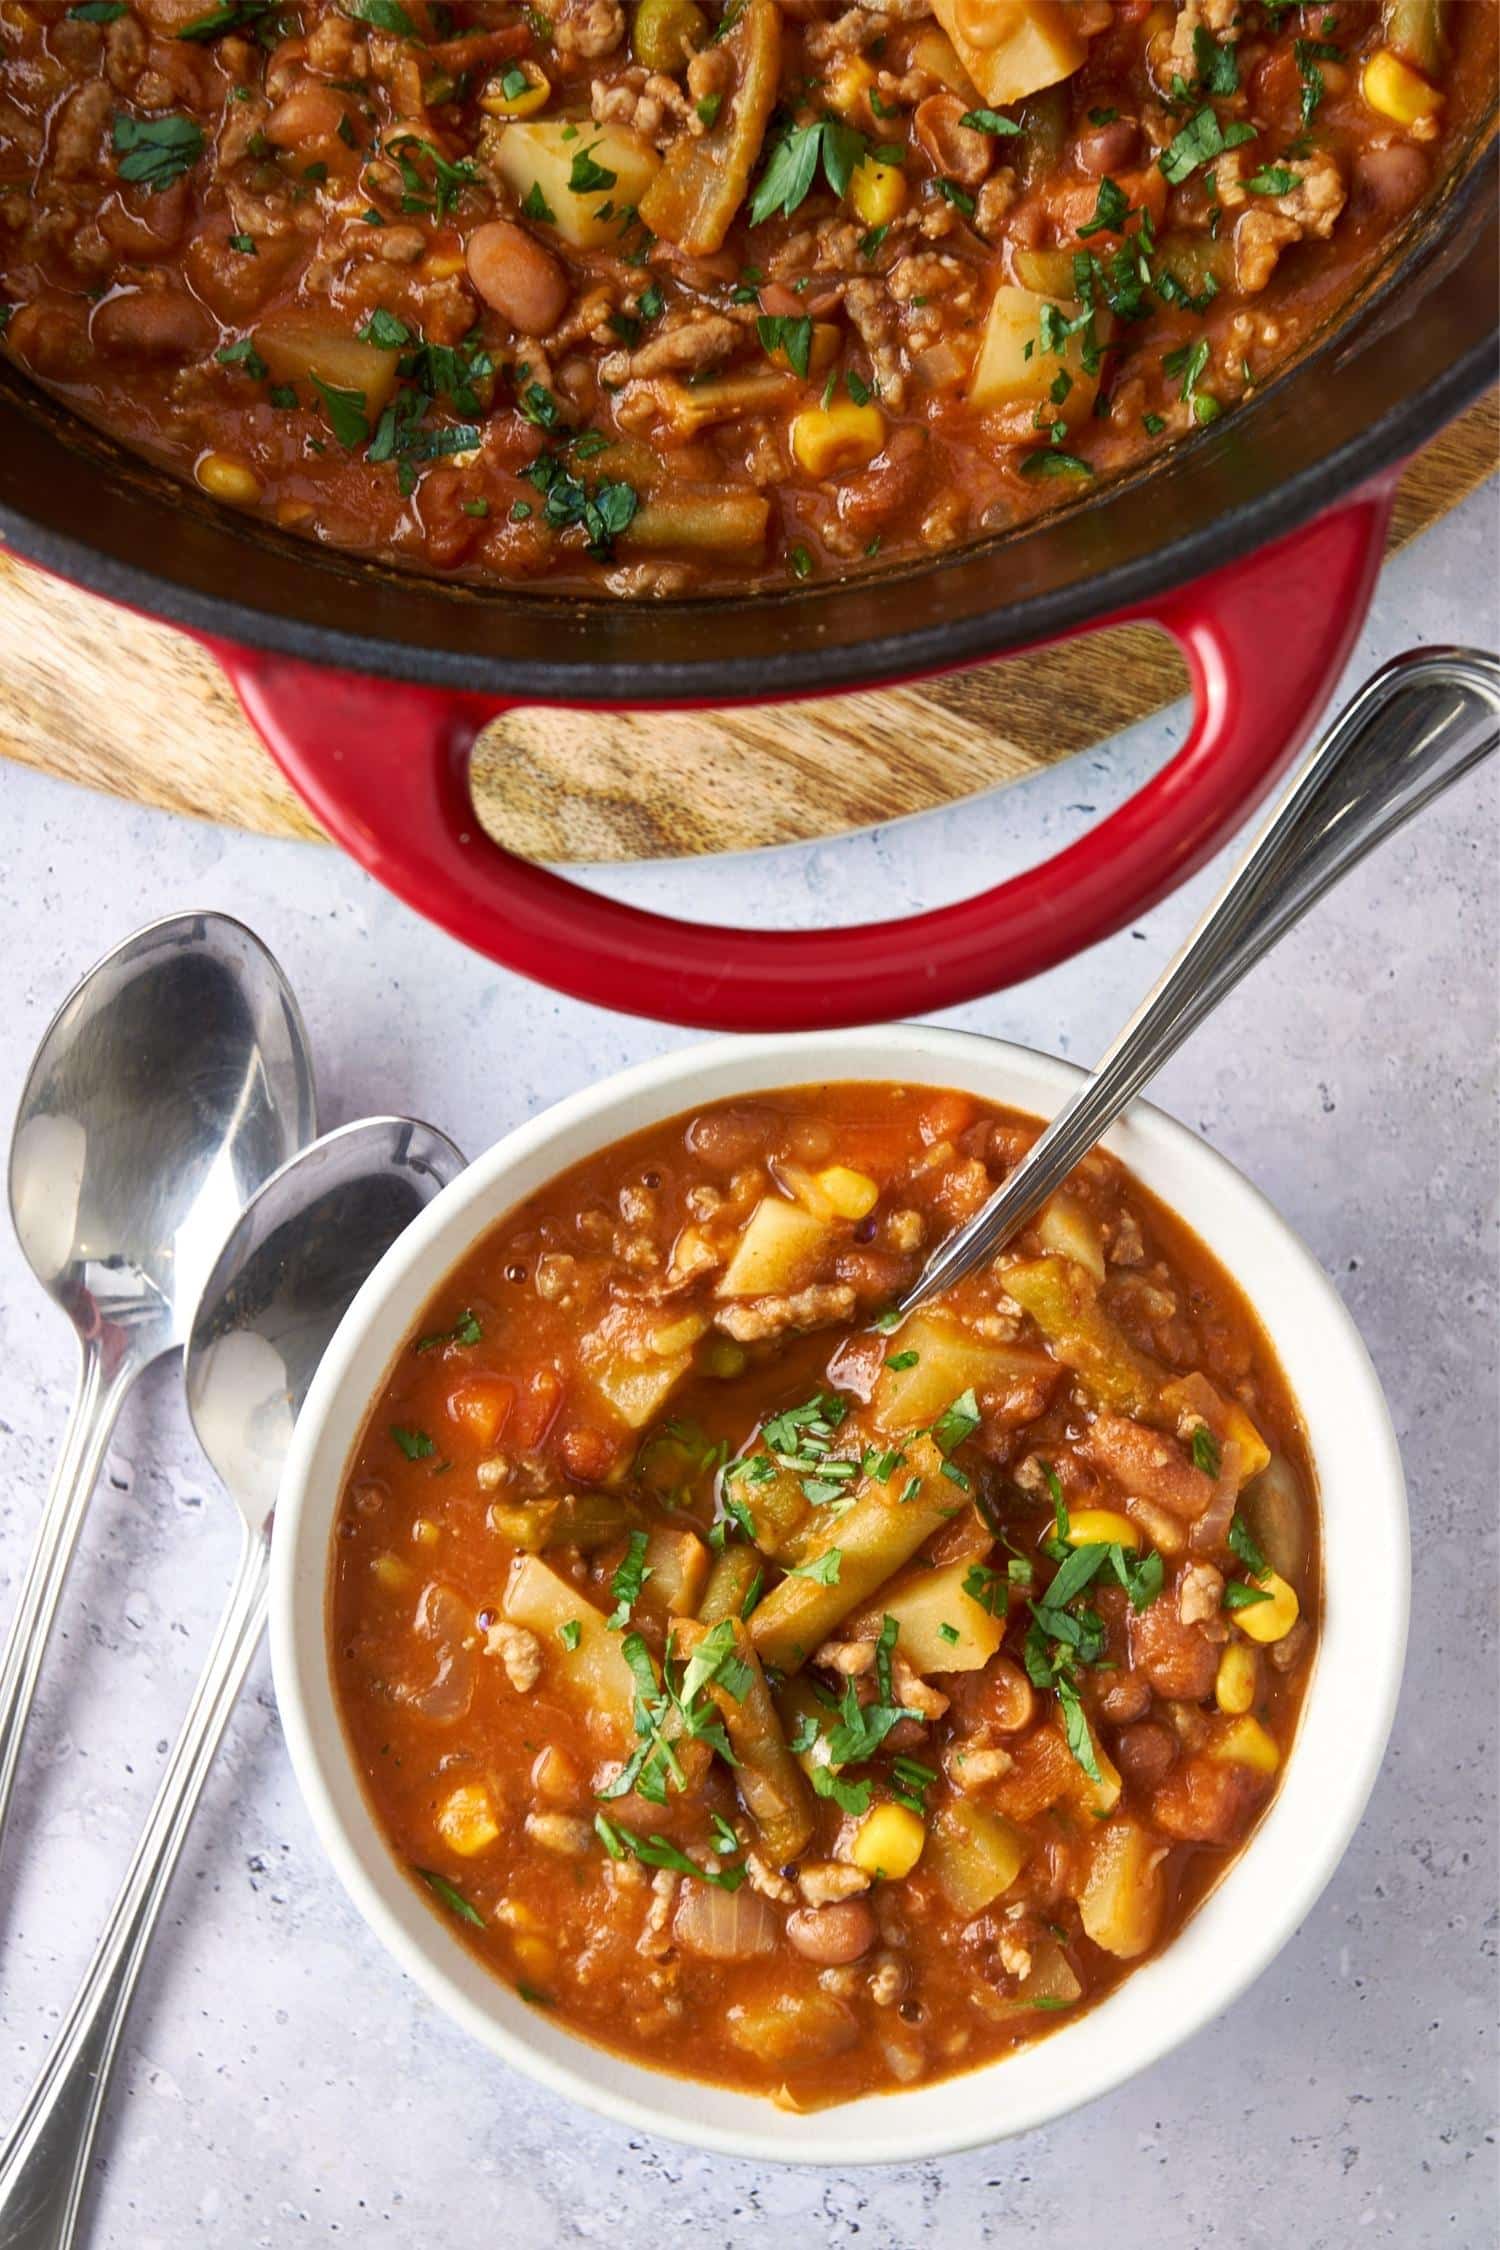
[[0, 1114, 466, 2250], [0, 912, 316, 1877]]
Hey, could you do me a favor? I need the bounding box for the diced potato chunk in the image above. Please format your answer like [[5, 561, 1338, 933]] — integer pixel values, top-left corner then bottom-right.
[[930, 0, 1086, 107], [929, 1799, 1029, 1913], [727, 1989, 857, 2066], [976, 1936, 1083, 2021], [1158, 1372, 1270, 1484], [253, 307, 400, 414], [860, 1557, 1004, 1673], [1208, 1713, 1280, 1774], [640, 1523, 710, 1617], [851, 1801, 926, 1879], [502, 1555, 635, 1741], [718, 1193, 832, 1297], [967, 285, 1100, 423], [491, 120, 661, 249], [435, 1782, 500, 1857], [1079, 1816, 1166, 1958], [873, 1309, 1054, 1431], [1036, 1189, 1105, 1283], [582, 1306, 707, 1429]]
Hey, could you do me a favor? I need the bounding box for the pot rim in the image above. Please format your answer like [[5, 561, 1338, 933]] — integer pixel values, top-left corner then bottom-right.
[[269, 1025, 1409, 2166], [1, 151, 1494, 705]]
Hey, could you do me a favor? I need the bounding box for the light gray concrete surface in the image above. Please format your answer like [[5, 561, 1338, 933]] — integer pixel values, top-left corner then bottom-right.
[[0, 485, 1495, 2250]]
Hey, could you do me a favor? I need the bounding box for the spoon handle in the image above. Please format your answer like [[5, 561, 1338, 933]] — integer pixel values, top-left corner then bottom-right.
[[0, 1344, 140, 1870], [905, 646, 1500, 1310], [0, 1528, 269, 2250]]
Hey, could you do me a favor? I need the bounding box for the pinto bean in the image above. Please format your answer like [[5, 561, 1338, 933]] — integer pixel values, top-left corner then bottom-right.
[[265, 82, 351, 149], [5, 301, 92, 380], [912, 94, 993, 188], [685, 1107, 772, 1170], [1351, 142, 1429, 221], [91, 287, 214, 360], [787, 1899, 878, 1966], [1074, 117, 1140, 176], [1115, 1719, 1178, 1790], [465, 219, 569, 334]]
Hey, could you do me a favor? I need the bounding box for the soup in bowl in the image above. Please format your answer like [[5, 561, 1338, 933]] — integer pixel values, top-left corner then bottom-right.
[[271, 1027, 1406, 2163]]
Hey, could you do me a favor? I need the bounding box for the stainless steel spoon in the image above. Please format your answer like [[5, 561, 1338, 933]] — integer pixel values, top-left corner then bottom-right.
[[0, 1115, 466, 2250], [2, 913, 316, 1871], [904, 645, 1500, 1311]]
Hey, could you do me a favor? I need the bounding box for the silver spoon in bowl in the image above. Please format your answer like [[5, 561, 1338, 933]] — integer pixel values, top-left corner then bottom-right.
[[0, 1114, 466, 2250], [1, 912, 316, 1873], [900, 645, 1500, 1313]]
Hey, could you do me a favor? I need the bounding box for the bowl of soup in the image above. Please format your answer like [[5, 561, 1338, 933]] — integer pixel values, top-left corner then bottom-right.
[[269, 1025, 1407, 2163]]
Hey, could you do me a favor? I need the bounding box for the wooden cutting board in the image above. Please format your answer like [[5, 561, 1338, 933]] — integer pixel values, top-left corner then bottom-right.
[[1, 389, 1493, 864]]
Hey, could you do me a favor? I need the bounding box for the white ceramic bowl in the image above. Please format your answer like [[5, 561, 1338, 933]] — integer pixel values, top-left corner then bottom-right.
[[271, 1027, 1408, 2167]]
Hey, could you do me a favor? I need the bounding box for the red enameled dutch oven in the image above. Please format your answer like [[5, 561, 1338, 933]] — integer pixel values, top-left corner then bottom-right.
[[2, 142, 1494, 1033]]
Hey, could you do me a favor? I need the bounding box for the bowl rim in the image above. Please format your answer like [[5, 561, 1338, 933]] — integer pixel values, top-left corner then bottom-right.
[[270, 1025, 1409, 2166]]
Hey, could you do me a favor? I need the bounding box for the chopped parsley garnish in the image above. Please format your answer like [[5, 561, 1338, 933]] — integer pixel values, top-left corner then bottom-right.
[[1245, 164, 1300, 197], [1190, 1424, 1222, 1477], [69, 1, 127, 16], [1295, 36, 1341, 127], [216, 337, 268, 380], [1223, 1579, 1274, 1610], [389, 1424, 435, 1460], [607, 1527, 653, 1629], [931, 1388, 980, 1454], [1143, 410, 1166, 435], [749, 117, 869, 225], [1227, 1511, 1270, 1581], [597, 1631, 736, 1808], [228, 232, 257, 256], [417, 1868, 484, 1926], [523, 448, 639, 555], [786, 1548, 842, 1586], [756, 312, 813, 379], [559, 1618, 582, 1651], [592, 1816, 746, 1891], [960, 107, 1021, 136], [858, 222, 889, 260], [1077, 176, 1132, 239], [1158, 106, 1256, 186], [522, 180, 555, 224], [696, 93, 723, 127], [112, 112, 205, 193], [568, 145, 617, 195], [1020, 439, 1092, 481], [416, 1310, 483, 1353], [962, 1563, 1009, 1619], [885, 1349, 920, 1371], [359, 307, 413, 350], [788, 544, 813, 580], [938, 1621, 960, 1645], [1192, 24, 1240, 96], [311, 375, 370, 450], [932, 179, 975, 215], [384, 131, 478, 221], [344, 0, 418, 31]]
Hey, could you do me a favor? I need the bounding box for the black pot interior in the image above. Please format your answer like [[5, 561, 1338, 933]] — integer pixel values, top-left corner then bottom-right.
[[1, 134, 1495, 706]]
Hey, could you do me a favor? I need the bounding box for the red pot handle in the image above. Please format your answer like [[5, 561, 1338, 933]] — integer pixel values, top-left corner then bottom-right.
[[215, 479, 1395, 1031]]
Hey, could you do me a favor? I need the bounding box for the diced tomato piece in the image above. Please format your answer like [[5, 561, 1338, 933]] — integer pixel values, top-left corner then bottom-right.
[[509, 1366, 564, 1451], [447, 1376, 515, 1450]]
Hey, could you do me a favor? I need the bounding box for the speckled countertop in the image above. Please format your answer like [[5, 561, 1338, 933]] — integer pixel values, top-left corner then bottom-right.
[[0, 487, 1495, 2250]]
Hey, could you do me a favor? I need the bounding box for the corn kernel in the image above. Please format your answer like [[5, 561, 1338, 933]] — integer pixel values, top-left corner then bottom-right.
[[195, 451, 261, 506], [813, 1165, 880, 1220], [371, 1551, 413, 1592], [411, 1516, 441, 1548], [848, 156, 908, 229], [512, 1933, 556, 1982], [436, 1782, 501, 1856], [826, 55, 876, 118], [1233, 1568, 1300, 1645], [479, 58, 550, 117], [1057, 1506, 1140, 1550], [789, 399, 887, 479], [1363, 46, 1443, 127], [423, 252, 468, 280], [1215, 1639, 1258, 1716], [851, 1801, 926, 1879], [703, 1337, 746, 1379], [1209, 1714, 1280, 1776]]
